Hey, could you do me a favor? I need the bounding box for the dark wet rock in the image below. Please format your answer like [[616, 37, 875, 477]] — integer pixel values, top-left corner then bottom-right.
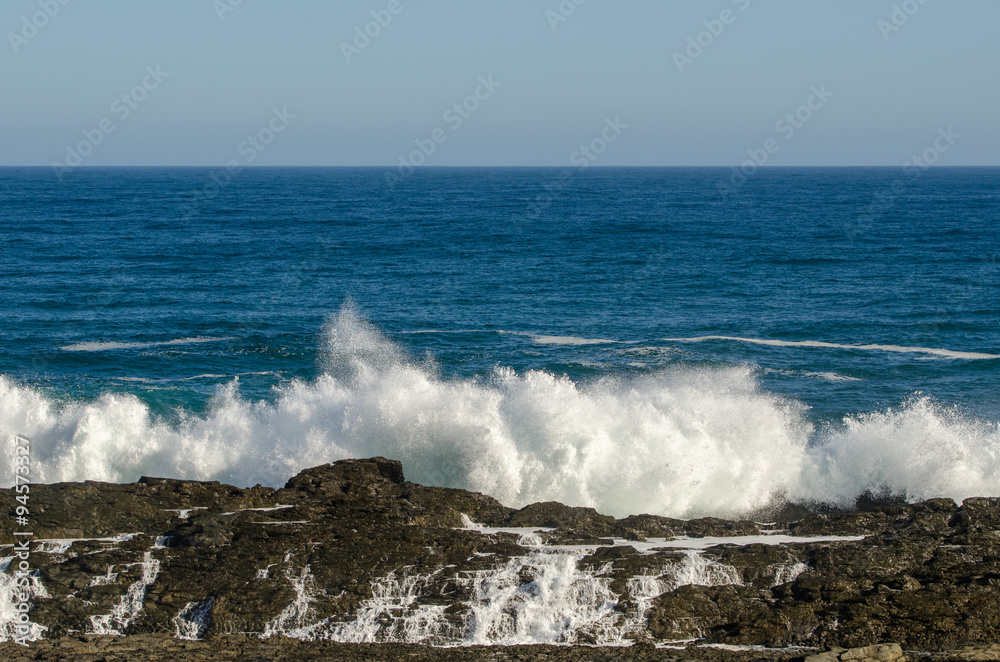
[[612, 514, 685, 538], [584, 545, 640, 563], [550, 533, 618, 546], [925, 644, 1000, 661], [2, 459, 1000, 658], [804, 643, 905, 662], [948, 497, 1000, 543], [622, 528, 648, 541], [0, 634, 833, 662], [751, 499, 817, 525], [276, 456, 406, 498], [13, 634, 997, 662], [507, 501, 615, 535], [683, 517, 760, 538], [711, 543, 806, 588], [788, 499, 960, 540], [649, 584, 767, 639]]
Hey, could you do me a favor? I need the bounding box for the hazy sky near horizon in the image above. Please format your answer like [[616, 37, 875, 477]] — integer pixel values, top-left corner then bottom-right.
[[2, 0, 998, 167]]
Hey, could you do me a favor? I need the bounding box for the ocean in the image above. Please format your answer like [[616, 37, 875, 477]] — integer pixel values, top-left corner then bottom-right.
[[1, 166, 998, 518]]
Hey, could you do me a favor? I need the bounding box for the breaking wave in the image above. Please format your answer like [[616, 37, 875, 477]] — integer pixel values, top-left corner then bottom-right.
[[2, 306, 999, 518]]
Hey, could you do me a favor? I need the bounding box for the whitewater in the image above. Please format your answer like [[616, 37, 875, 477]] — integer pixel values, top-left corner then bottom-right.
[[2, 307, 999, 518]]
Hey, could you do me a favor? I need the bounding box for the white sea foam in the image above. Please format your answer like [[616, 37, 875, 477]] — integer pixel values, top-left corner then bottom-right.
[[644, 535, 863, 550], [173, 598, 213, 640], [246, 504, 294, 512], [0, 565, 49, 643], [163, 507, 207, 519], [261, 565, 324, 639], [662, 335, 1000, 360], [3, 306, 1000, 519], [327, 573, 448, 644], [88, 566, 119, 588], [803, 371, 862, 383], [397, 329, 484, 335], [459, 517, 861, 554], [765, 368, 862, 383], [663, 550, 741, 590], [60, 337, 233, 352], [457, 552, 621, 645], [532, 335, 617, 346], [114, 371, 282, 384], [89, 551, 160, 635], [261, 554, 626, 645], [261, 547, 747, 646], [31, 534, 135, 555], [770, 562, 809, 587]]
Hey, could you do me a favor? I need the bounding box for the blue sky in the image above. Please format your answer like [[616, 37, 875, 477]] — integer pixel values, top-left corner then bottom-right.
[[2, 0, 998, 166]]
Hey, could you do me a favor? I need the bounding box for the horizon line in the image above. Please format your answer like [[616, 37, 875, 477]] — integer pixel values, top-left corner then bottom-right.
[[2, 164, 999, 169]]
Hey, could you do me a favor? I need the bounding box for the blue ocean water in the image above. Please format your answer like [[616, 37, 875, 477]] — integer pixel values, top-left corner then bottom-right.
[[1, 167, 998, 517]]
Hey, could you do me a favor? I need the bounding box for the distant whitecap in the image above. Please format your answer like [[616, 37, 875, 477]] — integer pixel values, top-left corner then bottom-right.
[[662, 335, 1000, 360], [60, 337, 233, 352]]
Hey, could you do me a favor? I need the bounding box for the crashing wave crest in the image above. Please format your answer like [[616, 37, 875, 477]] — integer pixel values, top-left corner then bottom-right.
[[2, 306, 998, 518]]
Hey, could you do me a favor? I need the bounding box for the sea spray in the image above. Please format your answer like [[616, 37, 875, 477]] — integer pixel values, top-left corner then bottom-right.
[[2, 307, 999, 518]]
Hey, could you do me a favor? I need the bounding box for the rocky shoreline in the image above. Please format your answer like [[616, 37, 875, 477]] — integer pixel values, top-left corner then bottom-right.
[[2, 457, 999, 660]]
